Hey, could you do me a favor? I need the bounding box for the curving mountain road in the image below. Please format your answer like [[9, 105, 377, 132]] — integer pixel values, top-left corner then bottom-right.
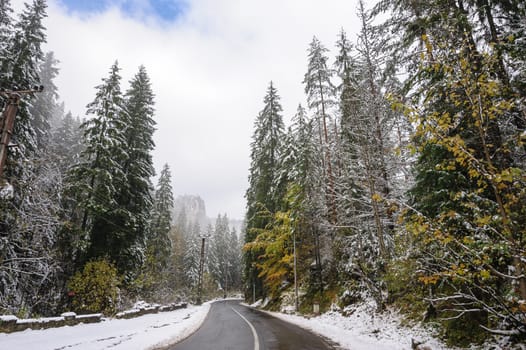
[[168, 299, 336, 350]]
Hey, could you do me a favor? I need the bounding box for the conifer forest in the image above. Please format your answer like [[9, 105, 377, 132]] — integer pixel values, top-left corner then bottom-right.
[[1, 0, 526, 347]]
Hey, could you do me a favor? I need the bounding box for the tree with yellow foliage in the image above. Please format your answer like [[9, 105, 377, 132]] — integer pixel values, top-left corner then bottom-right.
[[244, 210, 294, 301], [401, 36, 526, 336]]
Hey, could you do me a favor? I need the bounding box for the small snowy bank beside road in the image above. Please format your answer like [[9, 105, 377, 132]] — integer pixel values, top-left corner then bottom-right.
[[265, 302, 453, 350], [0, 302, 210, 350]]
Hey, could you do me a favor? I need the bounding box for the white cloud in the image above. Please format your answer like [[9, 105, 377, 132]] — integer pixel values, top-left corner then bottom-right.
[[41, 0, 363, 219]]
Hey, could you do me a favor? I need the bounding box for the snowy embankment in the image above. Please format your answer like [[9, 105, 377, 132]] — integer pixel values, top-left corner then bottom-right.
[[262, 301, 455, 350], [0, 302, 210, 350]]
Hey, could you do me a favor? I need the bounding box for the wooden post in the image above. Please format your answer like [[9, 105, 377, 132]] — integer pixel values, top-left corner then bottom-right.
[[0, 87, 43, 182], [0, 93, 21, 179], [196, 236, 206, 304], [293, 230, 298, 312]]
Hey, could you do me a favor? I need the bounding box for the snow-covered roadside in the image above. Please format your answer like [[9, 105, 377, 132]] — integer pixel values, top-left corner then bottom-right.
[[0, 302, 211, 350], [263, 302, 454, 350]]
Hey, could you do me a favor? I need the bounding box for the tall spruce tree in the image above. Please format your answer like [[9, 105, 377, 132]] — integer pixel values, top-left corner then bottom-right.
[[183, 221, 202, 292], [148, 164, 174, 268], [303, 36, 337, 226], [0, 0, 13, 87], [209, 214, 230, 292], [114, 65, 157, 275], [50, 111, 83, 173], [286, 104, 325, 296], [244, 81, 285, 299], [28, 51, 59, 151], [333, 29, 364, 230], [227, 227, 242, 291], [67, 61, 132, 275], [144, 163, 174, 298]]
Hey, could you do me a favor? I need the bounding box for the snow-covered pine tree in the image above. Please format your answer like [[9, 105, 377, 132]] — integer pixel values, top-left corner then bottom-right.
[[66, 61, 133, 275], [148, 163, 174, 267], [280, 104, 325, 297], [209, 214, 230, 293], [303, 36, 337, 226], [143, 163, 173, 298], [333, 29, 364, 235], [329, 1, 402, 311], [227, 227, 242, 291], [28, 51, 59, 151], [244, 81, 285, 300], [167, 224, 184, 292], [0, 0, 14, 88], [50, 111, 83, 173], [113, 65, 157, 276], [183, 221, 202, 293]]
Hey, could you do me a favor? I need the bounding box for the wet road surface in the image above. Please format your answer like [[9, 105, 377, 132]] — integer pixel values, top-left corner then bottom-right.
[[169, 299, 335, 350]]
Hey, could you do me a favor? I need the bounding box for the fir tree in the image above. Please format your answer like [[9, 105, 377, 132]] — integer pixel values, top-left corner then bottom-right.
[[183, 222, 202, 291], [28, 51, 60, 151], [281, 104, 325, 296], [67, 61, 132, 275], [143, 163, 174, 298], [209, 214, 230, 292], [148, 163, 174, 274], [244, 82, 285, 299], [50, 111, 83, 173], [0, 0, 13, 87], [113, 65, 157, 276], [227, 227, 242, 291], [303, 36, 337, 225]]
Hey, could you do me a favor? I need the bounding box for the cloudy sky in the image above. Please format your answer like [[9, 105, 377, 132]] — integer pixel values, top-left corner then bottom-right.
[[16, 0, 364, 219]]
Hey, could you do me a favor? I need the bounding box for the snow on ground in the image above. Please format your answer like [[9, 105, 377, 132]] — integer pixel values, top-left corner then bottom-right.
[[0, 302, 210, 350], [1, 298, 457, 350], [263, 301, 455, 350]]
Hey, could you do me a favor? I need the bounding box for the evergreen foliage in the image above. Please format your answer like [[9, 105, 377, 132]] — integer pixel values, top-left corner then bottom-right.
[[141, 163, 173, 299], [50, 111, 83, 173], [244, 82, 286, 300], [118, 65, 156, 254], [67, 61, 129, 273]]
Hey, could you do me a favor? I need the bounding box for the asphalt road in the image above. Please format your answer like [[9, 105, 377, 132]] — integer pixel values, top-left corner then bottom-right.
[[169, 299, 335, 350]]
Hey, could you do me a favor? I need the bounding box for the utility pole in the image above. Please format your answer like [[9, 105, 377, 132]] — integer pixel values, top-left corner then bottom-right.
[[196, 236, 206, 305], [224, 262, 228, 298], [0, 92, 21, 180], [0, 86, 44, 181], [253, 281, 256, 304], [293, 229, 298, 312]]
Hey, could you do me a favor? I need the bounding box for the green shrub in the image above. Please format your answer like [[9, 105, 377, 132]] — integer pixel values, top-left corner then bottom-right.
[[67, 260, 121, 316], [441, 311, 488, 347], [384, 257, 428, 322]]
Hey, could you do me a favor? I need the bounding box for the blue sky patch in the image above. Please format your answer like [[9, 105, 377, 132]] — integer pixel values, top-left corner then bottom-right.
[[59, 0, 187, 21]]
